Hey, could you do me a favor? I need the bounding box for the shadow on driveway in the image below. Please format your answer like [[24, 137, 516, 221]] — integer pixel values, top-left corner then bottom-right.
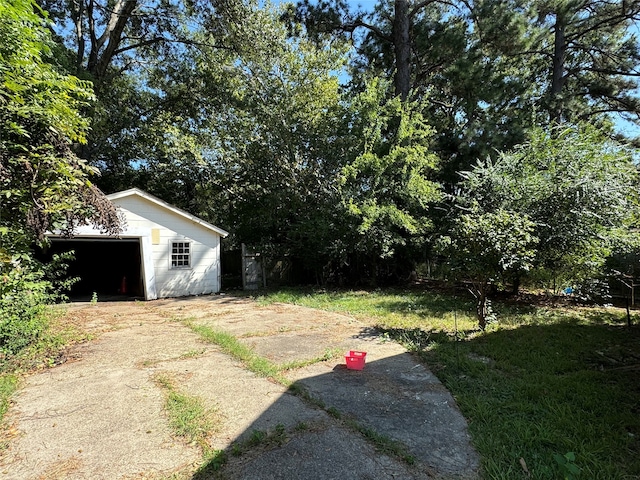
[[195, 347, 480, 480]]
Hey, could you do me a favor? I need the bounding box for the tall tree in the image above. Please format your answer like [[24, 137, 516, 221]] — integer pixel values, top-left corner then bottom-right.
[[289, 0, 462, 101], [289, 0, 541, 189], [41, 0, 263, 198], [177, 4, 363, 281], [529, 0, 640, 125], [43, 0, 234, 82], [0, 0, 120, 254], [294, 0, 640, 186], [0, 0, 121, 355], [339, 81, 442, 283]]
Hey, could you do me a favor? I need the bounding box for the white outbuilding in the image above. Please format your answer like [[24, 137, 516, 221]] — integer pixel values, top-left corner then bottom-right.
[[45, 188, 228, 300]]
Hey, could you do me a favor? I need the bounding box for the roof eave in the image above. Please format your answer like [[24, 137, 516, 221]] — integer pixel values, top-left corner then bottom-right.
[[107, 188, 229, 238]]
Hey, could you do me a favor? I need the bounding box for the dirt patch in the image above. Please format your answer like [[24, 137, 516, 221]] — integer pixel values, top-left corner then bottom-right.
[[0, 295, 479, 479]]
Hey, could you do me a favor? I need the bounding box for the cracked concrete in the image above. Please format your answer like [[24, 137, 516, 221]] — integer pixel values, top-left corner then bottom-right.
[[0, 295, 479, 479]]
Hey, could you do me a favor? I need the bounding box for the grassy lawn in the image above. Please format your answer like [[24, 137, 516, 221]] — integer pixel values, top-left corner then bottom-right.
[[258, 288, 640, 480]]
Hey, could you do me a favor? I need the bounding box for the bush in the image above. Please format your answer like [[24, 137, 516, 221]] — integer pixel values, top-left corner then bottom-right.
[[0, 262, 53, 357], [0, 248, 75, 358]]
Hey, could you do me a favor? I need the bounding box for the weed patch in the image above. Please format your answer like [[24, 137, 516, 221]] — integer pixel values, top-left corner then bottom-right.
[[0, 374, 18, 419], [0, 307, 89, 374], [183, 322, 291, 385], [153, 373, 219, 451], [0, 306, 90, 424], [348, 420, 415, 465], [194, 424, 290, 477], [277, 348, 343, 371]]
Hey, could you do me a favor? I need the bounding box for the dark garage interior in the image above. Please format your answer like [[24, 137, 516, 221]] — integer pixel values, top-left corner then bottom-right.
[[40, 238, 145, 300]]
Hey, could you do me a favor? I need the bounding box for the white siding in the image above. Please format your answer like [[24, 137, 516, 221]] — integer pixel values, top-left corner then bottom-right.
[[113, 196, 223, 298]]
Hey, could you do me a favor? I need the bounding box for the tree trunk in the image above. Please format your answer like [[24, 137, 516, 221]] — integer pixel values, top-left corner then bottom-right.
[[550, 11, 566, 124], [476, 289, 487, 331], [71, 0, 85, 73], [393, 0, 411, 101], [86, 0, 138, 81], [511, 272, 521, 295]]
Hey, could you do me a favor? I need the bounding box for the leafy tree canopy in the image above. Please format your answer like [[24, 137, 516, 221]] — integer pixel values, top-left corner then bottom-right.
[[438, 208, 538, 328], [341, 81, 441, 263], [0, 0, 120, 260], [456, 124, 639, 292]]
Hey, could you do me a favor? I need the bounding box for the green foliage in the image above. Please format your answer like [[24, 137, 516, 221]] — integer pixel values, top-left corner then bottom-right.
[[0, 374, 18, 419], [456, 124, 639, 295], [36, 0, 640, 292], [99, 3, 363, 283], [0, 0, 119, 246], [0, 0, 120, 359], [0, 0, 92, 142], [0, 264, 51, 356], [0, 247, 73, 356], [342, 87, 440, 252], [529, 0, 640, 125], [338, 84, 441, 282], [0, 249, 77, 357], [438, 208, 538, 327], [448, 210, 538, 275], [554, 451, 581, 480], [210, 10, 354, 267], [297, 0, 640, 192]]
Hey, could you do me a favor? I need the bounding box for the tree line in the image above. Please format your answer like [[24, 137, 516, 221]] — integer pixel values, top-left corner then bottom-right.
[[2, 0, 640, 331]]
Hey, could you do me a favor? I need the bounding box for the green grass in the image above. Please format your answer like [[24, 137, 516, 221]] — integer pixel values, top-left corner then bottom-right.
[[257, 288, 479, 331], [0, 374, 18, 419], [153, 373, 218, 449], [423, 322, 640, 479], [185, 322, 287, 384], [258, 287, 640, 480]]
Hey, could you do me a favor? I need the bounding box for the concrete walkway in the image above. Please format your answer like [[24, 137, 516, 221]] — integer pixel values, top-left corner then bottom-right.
[[0, 296, 479, 479]]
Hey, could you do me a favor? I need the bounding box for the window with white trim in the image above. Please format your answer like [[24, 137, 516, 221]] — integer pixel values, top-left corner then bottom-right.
[[171, 241, 191, 268]]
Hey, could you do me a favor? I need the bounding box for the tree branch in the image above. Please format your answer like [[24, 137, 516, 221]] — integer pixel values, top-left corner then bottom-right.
[[566, 5, 640, 43], [409, 0, 459, 18], [341, 19, 393, 43], [93, 0, 137, 79]]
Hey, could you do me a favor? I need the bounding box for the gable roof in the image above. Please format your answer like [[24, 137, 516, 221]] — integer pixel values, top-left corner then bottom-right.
[[107, 188, 229, 238]]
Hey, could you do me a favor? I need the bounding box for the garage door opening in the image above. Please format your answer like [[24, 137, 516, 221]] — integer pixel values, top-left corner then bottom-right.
[[40, 238, 145, 301]]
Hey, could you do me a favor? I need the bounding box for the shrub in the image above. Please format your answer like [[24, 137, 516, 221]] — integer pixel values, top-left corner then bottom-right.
[[0, 259, 53, 357], [0, 249, 74, 358]]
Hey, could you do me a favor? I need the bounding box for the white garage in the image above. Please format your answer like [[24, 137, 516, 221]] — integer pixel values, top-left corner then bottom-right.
[[46, 188, 228, 300]]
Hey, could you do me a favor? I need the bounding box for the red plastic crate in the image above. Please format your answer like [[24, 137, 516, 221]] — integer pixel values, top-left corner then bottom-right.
[[345, 350, 367, 370]]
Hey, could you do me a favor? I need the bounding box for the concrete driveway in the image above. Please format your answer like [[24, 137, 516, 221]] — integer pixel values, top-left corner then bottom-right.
[[0, 295, 479, 479]]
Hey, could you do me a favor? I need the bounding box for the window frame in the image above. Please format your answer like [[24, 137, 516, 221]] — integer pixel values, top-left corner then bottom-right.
[[170, 240, 191, 269]]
